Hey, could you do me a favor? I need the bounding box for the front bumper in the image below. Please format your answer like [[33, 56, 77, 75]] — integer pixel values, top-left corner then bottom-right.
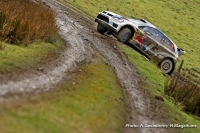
[[95, 13, 120, 34]]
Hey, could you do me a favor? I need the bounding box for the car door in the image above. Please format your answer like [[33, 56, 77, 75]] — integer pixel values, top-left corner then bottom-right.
[[147, 28, 176, 62], [139, 27, 164, 57], [137, 26, 175, 63]]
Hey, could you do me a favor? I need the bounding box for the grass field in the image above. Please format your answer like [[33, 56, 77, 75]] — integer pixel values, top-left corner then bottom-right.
[[0, 56, 127, 133], [0, 41, 63, 73]]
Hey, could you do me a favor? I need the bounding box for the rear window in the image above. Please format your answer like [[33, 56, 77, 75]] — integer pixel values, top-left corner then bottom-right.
[[162, 37, 175, 52]]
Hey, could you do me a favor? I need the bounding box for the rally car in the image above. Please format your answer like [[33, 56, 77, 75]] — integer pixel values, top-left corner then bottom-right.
[[95, 11, 185, 74]]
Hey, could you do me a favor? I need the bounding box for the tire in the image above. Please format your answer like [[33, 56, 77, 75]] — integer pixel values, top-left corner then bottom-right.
[[117, 27, 132, 43], [97, 23, 107, 34], [159, 58, 174, 74]]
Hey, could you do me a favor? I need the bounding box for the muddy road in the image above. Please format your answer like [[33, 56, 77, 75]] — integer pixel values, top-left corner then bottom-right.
[[0, 0, 175, 133]]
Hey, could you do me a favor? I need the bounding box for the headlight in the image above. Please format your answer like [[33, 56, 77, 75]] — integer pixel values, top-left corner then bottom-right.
[[112, 16, 124, 23]]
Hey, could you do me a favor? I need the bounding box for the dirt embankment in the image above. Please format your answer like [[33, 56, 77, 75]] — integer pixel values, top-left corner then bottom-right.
[[0, 0, 175, 132]]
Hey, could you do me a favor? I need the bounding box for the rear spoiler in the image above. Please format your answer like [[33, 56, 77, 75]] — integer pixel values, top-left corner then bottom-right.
[[177, 48, 185, 56]]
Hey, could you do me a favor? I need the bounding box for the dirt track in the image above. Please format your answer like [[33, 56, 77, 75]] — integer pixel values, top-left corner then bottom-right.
[[0, 0, 176, 133]]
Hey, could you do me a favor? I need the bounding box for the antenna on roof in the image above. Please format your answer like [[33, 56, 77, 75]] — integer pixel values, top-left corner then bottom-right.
[[140, 19, 147, 23]]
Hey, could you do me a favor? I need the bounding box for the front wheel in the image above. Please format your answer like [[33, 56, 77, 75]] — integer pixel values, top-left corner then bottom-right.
[[159, 58, 174, 74], [117, 27, 132, 43], [97, 23, 107, 34]]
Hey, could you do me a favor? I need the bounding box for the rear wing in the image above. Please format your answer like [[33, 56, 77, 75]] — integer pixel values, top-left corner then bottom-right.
[[177, 48, 185, 56]]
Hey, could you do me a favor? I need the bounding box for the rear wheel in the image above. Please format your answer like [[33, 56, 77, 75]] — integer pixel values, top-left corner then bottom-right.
[[159, 58, 174, 74], [117, 27, 132, 43], [97, 23, 107, 34]]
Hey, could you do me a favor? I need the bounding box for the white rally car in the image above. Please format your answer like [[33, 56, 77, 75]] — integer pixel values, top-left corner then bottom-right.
[[95, 11, 185, 74]]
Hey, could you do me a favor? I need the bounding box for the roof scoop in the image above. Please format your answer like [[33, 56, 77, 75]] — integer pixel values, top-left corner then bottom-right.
[[140, 19, 147, 23]]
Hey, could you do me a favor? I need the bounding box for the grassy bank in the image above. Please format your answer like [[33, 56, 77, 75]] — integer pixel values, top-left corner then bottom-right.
[[0, 0, 58, 45], [0, 0, 62, 73], [0, 58, 127, 133], [0, 42, 63, 73]]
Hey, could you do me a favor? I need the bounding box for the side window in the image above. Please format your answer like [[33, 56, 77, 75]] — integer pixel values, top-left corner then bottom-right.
[[162, 37, 175, 52], [138, 26, 163, 42], [143, 27, 154, 36], [151, 29, 163, 42], [138, 26, 152, 35]]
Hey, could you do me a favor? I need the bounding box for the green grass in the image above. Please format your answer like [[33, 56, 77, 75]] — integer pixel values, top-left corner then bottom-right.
[[157, 99, 200, 133], [0, 41, 63, 73], [0, 58, 127, 133]]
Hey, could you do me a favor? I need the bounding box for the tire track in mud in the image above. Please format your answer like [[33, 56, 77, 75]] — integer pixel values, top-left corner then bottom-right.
[[0, 0, 175, 133]]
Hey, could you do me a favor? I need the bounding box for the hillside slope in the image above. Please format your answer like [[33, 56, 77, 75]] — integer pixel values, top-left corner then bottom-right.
[[0, 0, 176, 133], [63, 0, 200, 85]]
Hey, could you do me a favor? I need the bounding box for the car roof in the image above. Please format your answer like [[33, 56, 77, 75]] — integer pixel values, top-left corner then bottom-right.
[[103, 11, 156, 28], [127, 18, 156, 28]]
